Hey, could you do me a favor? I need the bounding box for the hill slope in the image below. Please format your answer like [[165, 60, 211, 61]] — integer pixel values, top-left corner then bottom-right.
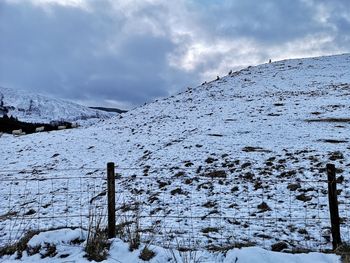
[[1, 54, 350, 252], [0, 87, 114, 123]]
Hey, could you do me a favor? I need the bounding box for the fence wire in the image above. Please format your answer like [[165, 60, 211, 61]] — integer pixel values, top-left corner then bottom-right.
[[0, 165, 347, 252]]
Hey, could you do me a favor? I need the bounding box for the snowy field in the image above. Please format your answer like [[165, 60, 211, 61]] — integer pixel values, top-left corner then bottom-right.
[[1, 54, 350, 259]]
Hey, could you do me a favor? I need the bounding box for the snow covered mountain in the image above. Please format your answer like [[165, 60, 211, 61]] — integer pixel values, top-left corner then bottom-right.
[[0, 86, 114, 123], [1, 54, 350, 254]]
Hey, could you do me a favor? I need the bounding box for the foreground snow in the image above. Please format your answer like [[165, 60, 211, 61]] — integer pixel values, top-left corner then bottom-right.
[[0, 229, 340, 263]]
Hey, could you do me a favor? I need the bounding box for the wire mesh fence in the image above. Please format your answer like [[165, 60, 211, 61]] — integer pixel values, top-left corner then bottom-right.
[[0, 170, 107, 245], [115, 175, 334, 251], [0, 164, 347, 252]]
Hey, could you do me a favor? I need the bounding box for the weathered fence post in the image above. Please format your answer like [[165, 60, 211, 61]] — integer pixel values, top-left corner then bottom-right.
[[327, 163, 341, 250], [107, 162, 116, 238]]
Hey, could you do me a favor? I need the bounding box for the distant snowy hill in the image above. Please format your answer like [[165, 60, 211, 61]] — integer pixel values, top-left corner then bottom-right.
[[0, 87, 114, 123], [1, 54, 350, 255]]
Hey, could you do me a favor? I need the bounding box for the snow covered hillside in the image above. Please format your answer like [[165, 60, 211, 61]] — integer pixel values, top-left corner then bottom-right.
[[1, 54, 350, 256], [0, 86, 114, 123]]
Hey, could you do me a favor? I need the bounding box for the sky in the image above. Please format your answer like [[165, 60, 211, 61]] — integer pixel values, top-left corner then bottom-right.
[[1, 0, 350, 109]]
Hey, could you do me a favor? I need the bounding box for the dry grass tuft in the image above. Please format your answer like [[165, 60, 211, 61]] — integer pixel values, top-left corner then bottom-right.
[[85, 208, 110, 262], [139, 246, 156, 261], [0, 230, 39, 259], [336, 244, 350, 263]]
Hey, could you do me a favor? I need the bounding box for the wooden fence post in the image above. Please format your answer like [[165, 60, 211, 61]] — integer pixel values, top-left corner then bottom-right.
[[327, 163, 341, 250], [107, 162, 116, 238]]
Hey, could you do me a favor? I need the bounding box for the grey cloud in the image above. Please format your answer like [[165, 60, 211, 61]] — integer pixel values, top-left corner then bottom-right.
[[1, 0, 350, 109], [0, 1, 198, 108], [189, 0, 330, 44]]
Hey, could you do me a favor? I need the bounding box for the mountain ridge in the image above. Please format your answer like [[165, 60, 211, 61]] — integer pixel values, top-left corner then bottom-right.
[[0, 86, 114, 123]]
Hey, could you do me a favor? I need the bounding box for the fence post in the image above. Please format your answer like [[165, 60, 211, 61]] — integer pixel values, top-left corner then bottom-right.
[[107, 162, 116, 238], [327, 163, 341, 250]]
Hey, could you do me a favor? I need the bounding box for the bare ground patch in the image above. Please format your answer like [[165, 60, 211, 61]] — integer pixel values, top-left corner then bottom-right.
[[305, 118, 350, 123]]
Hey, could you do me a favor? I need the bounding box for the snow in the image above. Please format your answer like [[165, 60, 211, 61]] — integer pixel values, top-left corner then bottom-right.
[[0, 228, 340, 262], [223, 247, 339, 263], [0, 86, 114, 123], [1, 54, 350, 260], [27, 228, 85, 247]]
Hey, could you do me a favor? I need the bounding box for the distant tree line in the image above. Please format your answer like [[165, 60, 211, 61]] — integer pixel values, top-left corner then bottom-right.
[[89, 106, 127, 114], [0, 114, 73, 134]]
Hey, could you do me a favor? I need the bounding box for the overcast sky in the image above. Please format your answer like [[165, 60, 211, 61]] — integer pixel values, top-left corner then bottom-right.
[[1, 0, 350, 109]]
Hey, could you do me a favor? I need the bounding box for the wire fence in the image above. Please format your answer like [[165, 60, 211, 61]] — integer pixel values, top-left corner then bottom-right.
[[0, 164, 348, 252], [0, 173, 106, 245]]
